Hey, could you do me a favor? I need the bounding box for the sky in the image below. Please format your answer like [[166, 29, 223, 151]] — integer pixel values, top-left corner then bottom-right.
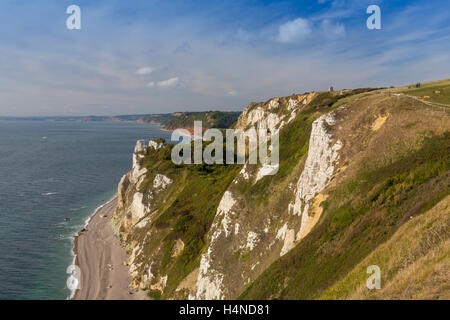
[[0, 0, 449, 116]]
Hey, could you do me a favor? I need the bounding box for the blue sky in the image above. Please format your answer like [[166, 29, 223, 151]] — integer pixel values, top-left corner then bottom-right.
[[0, 0, 449, 116]]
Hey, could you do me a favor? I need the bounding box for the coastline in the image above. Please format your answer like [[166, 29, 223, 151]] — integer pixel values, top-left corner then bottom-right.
[[71, 196, 148, 300]]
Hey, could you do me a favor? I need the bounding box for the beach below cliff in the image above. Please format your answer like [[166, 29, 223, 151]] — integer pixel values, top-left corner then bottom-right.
[[73, 197, 148, 300]]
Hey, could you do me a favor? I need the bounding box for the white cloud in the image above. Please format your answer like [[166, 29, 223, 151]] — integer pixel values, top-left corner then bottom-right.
[[147, 77, 180, 89], [137, 66, 153, 75], [157, 77, 180, 88], [278, 18, 312, 43], [277, 17, 346, 44]]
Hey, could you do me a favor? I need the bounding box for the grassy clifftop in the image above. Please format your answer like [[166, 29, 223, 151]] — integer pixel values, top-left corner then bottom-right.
[[385, 78, 450, 108]]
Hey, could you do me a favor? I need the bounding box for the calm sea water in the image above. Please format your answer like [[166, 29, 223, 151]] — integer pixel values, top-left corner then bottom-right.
[[0, 120, 171, 300]]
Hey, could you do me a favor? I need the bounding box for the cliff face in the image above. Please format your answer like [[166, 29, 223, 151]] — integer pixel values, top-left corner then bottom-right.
[[234, 93, 317, 132], [193, 109, 344, 300], [112, 84, 450, 300]]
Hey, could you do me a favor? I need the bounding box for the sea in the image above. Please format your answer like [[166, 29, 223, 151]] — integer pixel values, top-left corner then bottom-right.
[[0, 120, 171, 300]]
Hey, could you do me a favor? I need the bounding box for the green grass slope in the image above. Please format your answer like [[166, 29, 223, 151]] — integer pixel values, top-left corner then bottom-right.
[[320, 195, 449, 300]]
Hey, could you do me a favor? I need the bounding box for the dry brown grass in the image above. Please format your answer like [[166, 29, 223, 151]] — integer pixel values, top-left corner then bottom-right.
[[320, 195, 450, 300], [331, 92, 450, 185]]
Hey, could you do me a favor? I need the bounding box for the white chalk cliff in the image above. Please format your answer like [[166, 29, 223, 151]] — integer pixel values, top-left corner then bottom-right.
[[195, 191, 237, 299], [280, 113, 342, 256], [112, 91, 350, 300]]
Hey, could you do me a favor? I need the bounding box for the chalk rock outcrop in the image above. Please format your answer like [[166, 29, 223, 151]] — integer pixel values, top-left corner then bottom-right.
[[236, 101, 284, 132], [149, 139, 164, 150], [195, 191, 237, 300], [153, 174, 173, 191], [282, 113, 342, 255], [135, 140, 146, 153], [112, 140, 169, 235]]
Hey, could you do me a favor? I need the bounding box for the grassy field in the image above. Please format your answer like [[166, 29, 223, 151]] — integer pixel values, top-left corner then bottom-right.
[[384, 79, 450, 106]]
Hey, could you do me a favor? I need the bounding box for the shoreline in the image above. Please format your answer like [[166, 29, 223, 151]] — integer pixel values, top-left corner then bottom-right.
[[69, 196, 117, 300], [71, 196, 148, 300]]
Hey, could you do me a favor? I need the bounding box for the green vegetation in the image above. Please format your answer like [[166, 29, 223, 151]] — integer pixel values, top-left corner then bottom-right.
[[320, 195, 449, 299], [240, 132, 449, 299], [129, 143, 241, 298], [401, 84, 450, 106], [147, 289, 162, 300], [162, 111, 241, 130], [386, 78, 450, 107]]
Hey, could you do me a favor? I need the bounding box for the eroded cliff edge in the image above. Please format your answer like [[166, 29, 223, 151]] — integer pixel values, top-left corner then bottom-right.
[[111, 87, 450, 300]]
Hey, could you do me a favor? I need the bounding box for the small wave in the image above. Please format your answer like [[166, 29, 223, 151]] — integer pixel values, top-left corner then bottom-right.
[[69, 224, 84, 233], [42, 192, 58, 196], [69, 206, 87, 212], [56, 234, 72, 241]]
